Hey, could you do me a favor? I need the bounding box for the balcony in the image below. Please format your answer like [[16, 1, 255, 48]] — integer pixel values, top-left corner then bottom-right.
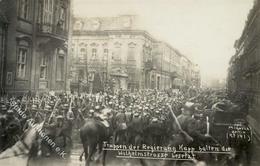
[[171, 71, 178, 79], [37, 23, 68, 40]]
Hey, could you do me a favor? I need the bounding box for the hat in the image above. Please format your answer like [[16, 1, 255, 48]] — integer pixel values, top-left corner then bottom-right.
[[0, 105, 7, 111], [0, 99, 4, 104], [57, 115, 63, 119], [133, 113, 139, 117], [31, 104, 38, 110], [44, 105, 52, 112], [152, 118, 158, 123], [89, 109, 94, 113], [49, 101, 55, 106], [183, 102, 195, 111], [7, 110, 14, 114]]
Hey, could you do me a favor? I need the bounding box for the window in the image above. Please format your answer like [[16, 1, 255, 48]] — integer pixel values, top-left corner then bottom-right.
[[103, 49, 108, 60], [112, 42, 122, 60], [18, 0, 30, 20], [92, 48, 97, 59], [80, 48, 85, 53], [17, 48, 27, 79], [56, 49, 65, 81], [60, 7, 65, 21], [42, 0, 54, 32], [113, 47, 121, 60], [40, 56, 47, 79], [58, 7, 66, 30], [127, 47, 135, 61]]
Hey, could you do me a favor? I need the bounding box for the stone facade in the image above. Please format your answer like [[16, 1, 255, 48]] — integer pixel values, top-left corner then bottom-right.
[[0, 0, 8, 93], [227, 0, 260, 137], [70, 15, 200, 92], [2, 0, 71, 94], [152, 42, 200, 90]]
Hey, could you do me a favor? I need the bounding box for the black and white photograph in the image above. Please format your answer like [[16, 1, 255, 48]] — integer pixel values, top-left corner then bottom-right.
[[0, 0, 259, 165]]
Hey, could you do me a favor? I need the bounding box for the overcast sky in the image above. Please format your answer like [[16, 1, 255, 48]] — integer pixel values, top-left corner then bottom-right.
[[73, 0, 254, 82]]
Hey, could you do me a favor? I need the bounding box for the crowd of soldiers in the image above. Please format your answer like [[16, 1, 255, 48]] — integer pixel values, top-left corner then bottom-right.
[[0, 88, 250, 164]]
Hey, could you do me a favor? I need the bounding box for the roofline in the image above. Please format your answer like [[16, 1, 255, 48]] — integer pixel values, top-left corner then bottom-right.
[[72, 29, 157, 42]]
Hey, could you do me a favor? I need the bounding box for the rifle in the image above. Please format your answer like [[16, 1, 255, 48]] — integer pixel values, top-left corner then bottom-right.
[[47, 97, 60, 124], [67, 96, 74, 120], [167, 104, 193, 143]]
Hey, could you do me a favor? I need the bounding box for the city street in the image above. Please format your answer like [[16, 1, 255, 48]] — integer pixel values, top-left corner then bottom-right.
[[1, 0, 260, 166]]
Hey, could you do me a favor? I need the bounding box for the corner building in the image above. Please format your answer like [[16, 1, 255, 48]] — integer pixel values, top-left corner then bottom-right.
[[70, 15, 200, 92], [2, 0, 71, 94]]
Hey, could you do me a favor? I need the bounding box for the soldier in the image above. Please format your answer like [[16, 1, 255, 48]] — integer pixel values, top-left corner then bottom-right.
[[56, 115, 64, 128], [43, 105, 58, 157], [66, 108, 75, 122], [4, 109, 21, 149], [128, 112, 144, 144], [176, 102, 212, 145], [0, 104, 7, 151], [113, 105, 127, 144], [0, 104, 7, 115], [30, 104, 38, 118], [88, 109, 95, 118]]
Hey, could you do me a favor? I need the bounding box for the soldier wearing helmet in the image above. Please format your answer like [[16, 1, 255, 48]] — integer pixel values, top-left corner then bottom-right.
[[4, 108, 21, 150], [175, 102, 212, 143]]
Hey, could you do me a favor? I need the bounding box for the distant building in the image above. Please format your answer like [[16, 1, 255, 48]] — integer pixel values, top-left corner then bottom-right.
[[2, 0, 71, 94], [70, 15, 200, 92], [227, 0, 260, 138], [151, 41, 200, 90]]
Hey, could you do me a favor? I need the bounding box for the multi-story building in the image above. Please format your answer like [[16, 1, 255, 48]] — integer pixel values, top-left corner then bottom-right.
[[2, 0, 71, 94], [227, 0, 260, 138], [70, 15, 154, 92], [152, 41, 181, 89], [70, 15, 200, 92], [0, 0, 8, 93]]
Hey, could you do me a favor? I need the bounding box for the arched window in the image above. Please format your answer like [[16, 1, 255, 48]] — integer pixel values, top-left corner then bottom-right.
[[112, 42, 122, 60], [79, 47, 86, 58]]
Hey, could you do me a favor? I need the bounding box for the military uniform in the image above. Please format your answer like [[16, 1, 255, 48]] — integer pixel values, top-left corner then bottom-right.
[[4, 110, 21, 150], [176, 102, 211, 144], [114, 109, 127, 130]]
